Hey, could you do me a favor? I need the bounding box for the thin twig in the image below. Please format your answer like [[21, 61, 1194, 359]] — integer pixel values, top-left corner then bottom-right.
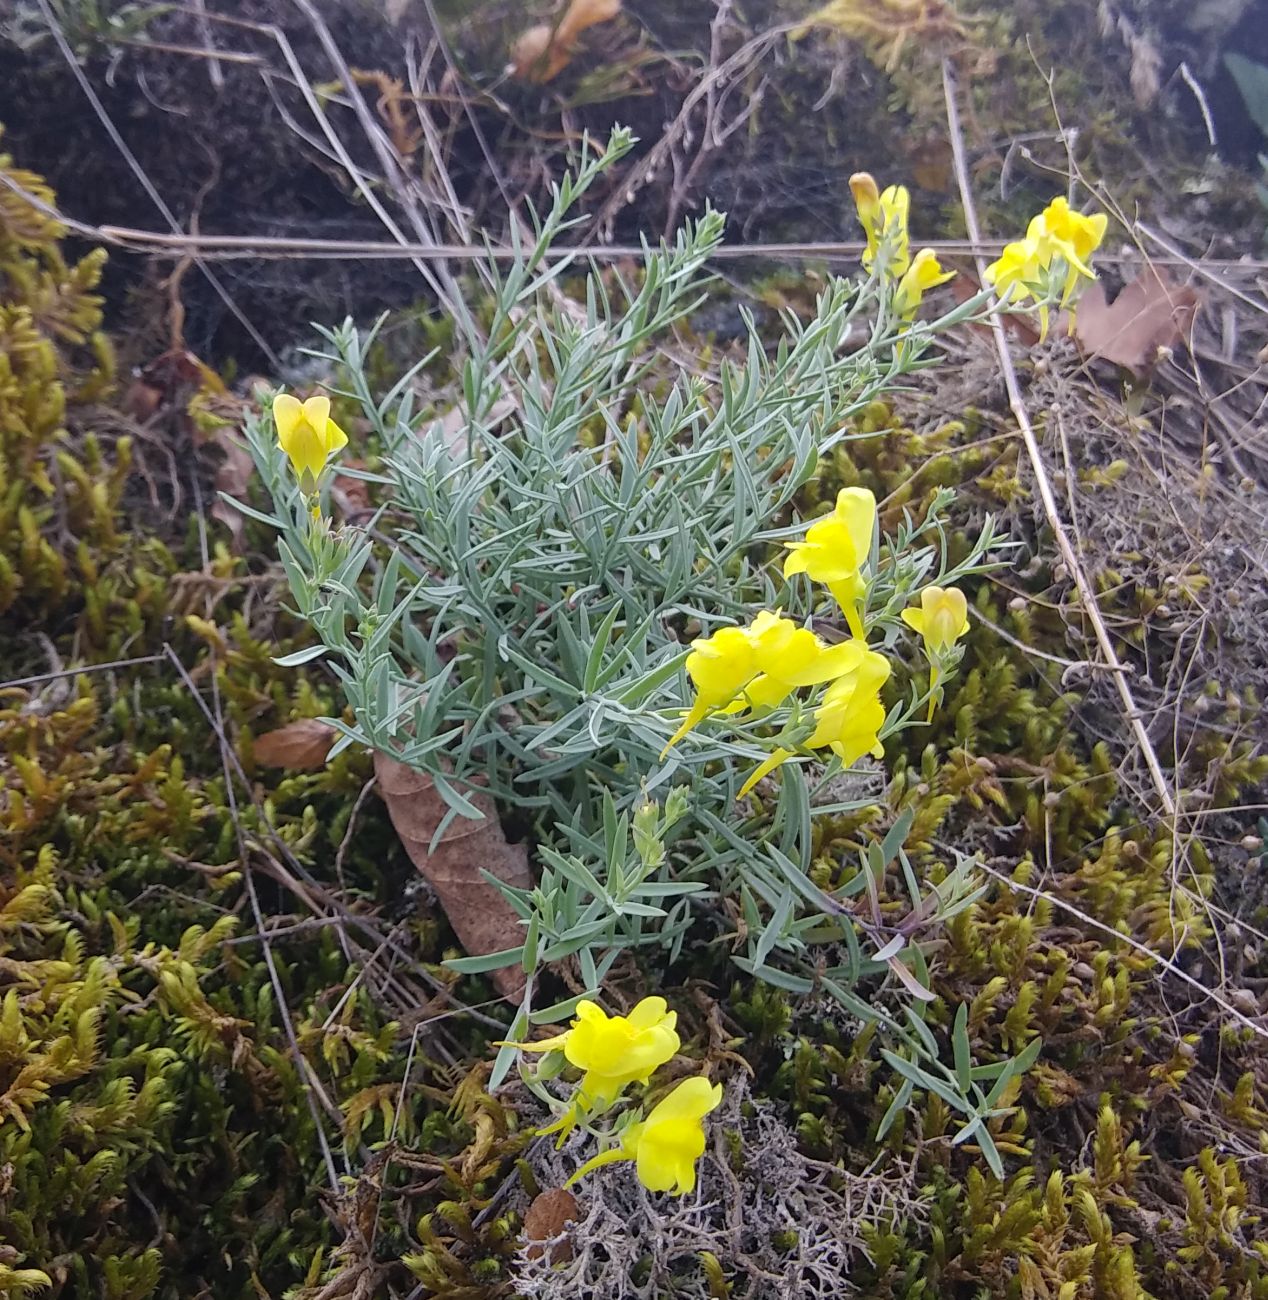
[[0, 653, 167, 691]]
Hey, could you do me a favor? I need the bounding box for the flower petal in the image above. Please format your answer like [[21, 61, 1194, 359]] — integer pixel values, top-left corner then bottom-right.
[[627, 996, 672, 1031], [325, 416, 349, 453], [645, 1076, 723, 1125], [273, 393, 301, 444], [301, 394, 331, 431], [738, 747, 792, 799], [564, 1144, 631, 1188], [833, 488, 876, 565]]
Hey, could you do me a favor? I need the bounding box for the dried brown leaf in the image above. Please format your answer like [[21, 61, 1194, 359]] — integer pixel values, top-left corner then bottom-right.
[[1074, 267, 1201, 376], [523, 1188, 579, 1262], [254, 720, 337, 769], [511, 0, 621, 83], [374, 754, 532, 999], [211, 430, 254, 548], [949, 272, 1041, 347]]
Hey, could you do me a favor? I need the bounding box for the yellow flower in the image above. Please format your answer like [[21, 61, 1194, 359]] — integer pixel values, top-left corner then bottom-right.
[[567, 1075, 723, 1196], [984, 234, 1045, 301], [735, 639, 889, 797], [892, 248, 955, 319], [805, 647, 891, 765], [664, 625, 758, 751], [850, 172, 911, 277], [1037, 196, 1107, 269], [901, 584, 969, 654], [986, 199, 1106, 339], [273, 393, 348, 489], [665, 611, 867, 751], [782, 487, 876, 639], [514, 997, 680, 1116], [737, 610, 874, 710], [901, 584, 969, 720]]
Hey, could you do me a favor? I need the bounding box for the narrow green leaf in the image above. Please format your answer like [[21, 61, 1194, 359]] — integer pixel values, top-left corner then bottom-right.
[[952, 1002, 972, 1096]]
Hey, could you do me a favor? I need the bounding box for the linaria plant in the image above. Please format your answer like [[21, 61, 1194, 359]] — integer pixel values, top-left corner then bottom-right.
[[239, 130, 1105, 1174]]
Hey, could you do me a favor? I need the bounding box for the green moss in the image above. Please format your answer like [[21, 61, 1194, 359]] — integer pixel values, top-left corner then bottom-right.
[[1, 136, 1265, 1300]]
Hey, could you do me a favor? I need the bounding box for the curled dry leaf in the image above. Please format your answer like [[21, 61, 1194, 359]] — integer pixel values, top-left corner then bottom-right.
[[511, 0, 622, 83], [523, 1188, 579, 1262], [211, 431, 255, 549], [1074, 266, 1201, 376], [253, 719, 338, 769], [374, 754, 532, 1000]]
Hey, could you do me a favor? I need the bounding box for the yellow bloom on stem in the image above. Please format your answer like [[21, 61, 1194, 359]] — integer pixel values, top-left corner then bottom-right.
[[901, 584, 969, 653], [1037, 196, 1107, 270], [901, 584, 969, 720], [273, 393, 348, 490], [738, 610, 873, 710], [508, 997, 681, 1141], [892, 248, 955, 319], [850, 172, 911, 277], [782, 487, 876, 639], [665, 612, 867, 752], [805, 647, 891, 765], [567, 1075, 723, 1196], [664, 626, 757, 751], [986, 198, 1106, 340]]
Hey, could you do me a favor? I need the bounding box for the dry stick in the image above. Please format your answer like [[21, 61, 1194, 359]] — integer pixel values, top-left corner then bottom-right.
[[0, 653, 167, 691], [188, 0, 224, 90], [32, 0, 280, 368], [941, 59, 1178, 821], [6, 167, 1266, 271]]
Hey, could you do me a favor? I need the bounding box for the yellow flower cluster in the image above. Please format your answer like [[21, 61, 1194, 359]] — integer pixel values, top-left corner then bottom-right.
[[506, 997, 721, 1196], [985, 196, 1108, 339], [666, 485, 974, 789], [850, 172, 954, 319], [665, 487, 892, 789]]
